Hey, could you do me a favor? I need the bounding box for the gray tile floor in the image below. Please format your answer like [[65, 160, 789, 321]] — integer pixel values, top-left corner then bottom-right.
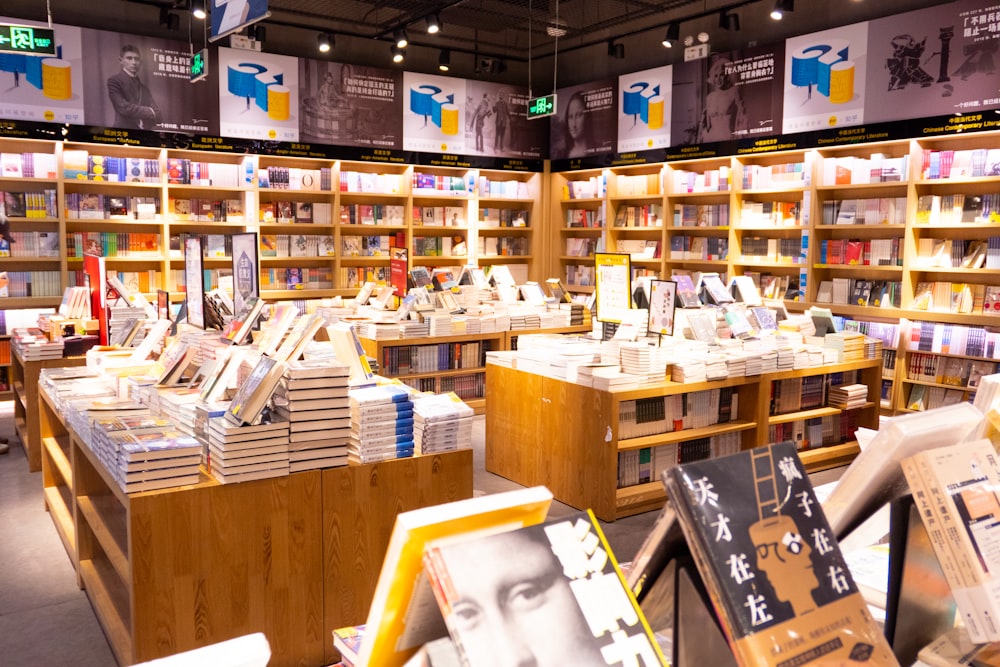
[[0, 408, 664, 666]]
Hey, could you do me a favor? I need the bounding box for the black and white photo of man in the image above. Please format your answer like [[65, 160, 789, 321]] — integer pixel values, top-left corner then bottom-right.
[[107, 44, 161, 130]]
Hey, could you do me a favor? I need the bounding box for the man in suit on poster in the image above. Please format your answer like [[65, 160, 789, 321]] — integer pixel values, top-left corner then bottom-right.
[[107, 45, 161, 130]]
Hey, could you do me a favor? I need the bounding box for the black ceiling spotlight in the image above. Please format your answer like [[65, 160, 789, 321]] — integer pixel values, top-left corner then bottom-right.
[[661, 22, 680, 48], [247, 24, 265, 42], [317, 32, 332, 53], [719, 10, 740, 31], [771, 0, 793, 20], [438, 49, 451, 72], [158, 7, 179, 31], [427, 13, 442, 34], [391, 44, 405, 63], [191, 0, 207, 20], [607, 40, 625, 59], [394, 29, 409, 49]]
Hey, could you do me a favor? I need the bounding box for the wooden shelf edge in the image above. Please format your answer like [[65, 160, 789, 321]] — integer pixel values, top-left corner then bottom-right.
[[618, 419, 757, 451], [76, 495, 129, 585], [42, 485, 76, 564], [615, 482, 666, 521], [798, 441, 861, 473], [769, 406, 843, 424], [42, 435, 73, 485], [78, 559, 133, 666]]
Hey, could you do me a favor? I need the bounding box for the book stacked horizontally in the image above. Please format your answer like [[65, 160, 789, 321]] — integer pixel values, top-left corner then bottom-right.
[[11, 327, 63, 360], [828, 383, 869, 410], [823, 331, 866, 363], [671, 357, 707, 383], [425, 313, 453, 337], [206, 416, 290, 484], [363, 321, 400, 341], [113, 431, 203, 494], [399, 320, 429, 338], [348, 384, 415, 463], [619, 342, 669, 384], [412, 393, 474, 455], [271, 359, 352, 472], [90, 412, 173, 471]]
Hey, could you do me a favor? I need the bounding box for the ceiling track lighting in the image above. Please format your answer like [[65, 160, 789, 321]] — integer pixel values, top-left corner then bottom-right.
[[427, 13, 442, 34], [662, 22, 680, 48], [719, 10, 740, 31], [317, 32, 332, 52], [191, 0, 206, 20], [391, 44, 405, 63], [771, 0, 793, 20], [394, 29, 409, 49], [438, 48, 450, 71], [607, 40, 624, 59]]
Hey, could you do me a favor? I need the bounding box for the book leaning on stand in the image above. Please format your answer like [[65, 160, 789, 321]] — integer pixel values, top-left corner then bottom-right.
[[662, 441, 899, 667]]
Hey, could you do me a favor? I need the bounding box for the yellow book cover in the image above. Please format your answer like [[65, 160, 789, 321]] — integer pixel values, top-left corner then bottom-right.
[[356, 486, 553, 667]]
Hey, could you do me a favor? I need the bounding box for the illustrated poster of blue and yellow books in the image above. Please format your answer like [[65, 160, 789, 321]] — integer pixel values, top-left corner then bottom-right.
[[0, 18, 84, 124], [403, 72, 466, 154], [218, 46, 299, 142], [618, 65, 672, 153]]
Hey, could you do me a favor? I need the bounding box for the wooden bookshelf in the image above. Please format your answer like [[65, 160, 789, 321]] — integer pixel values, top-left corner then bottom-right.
[[12, 349, 86, 472]]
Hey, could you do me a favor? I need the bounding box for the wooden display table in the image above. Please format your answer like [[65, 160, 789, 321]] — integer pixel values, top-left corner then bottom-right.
[[486, 358, 880, 522], [38, 384, 473, 666], [12, 350, 86, 472]]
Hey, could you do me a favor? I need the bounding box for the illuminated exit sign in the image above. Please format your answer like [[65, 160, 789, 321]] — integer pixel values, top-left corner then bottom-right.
[[190, 48, 209, 83], [527, 94, 557, 120], [0, 24, 56, 56]]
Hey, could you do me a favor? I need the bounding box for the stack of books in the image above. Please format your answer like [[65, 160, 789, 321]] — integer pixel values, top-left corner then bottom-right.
[[671, 357, 707, 383], [412, 393, 474, 455], [618, 342, 668, 384], [828, 383, 869, 410], [11, 327, 63, 360], [271, 359, 352, 472], [206, 417, 290, 484], [348, 384, 415, 463], [823, 331, 866, 363], [113, 431, 203, 493], [90, 412, 172, 470], [425, 313, 453, 337], [399, 320, 429, 338]]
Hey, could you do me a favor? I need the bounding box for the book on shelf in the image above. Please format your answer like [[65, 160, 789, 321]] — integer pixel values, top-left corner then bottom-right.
[[354, 486, 554, 667], [423, 509, 669, 667], [663, 442, 899, 666]]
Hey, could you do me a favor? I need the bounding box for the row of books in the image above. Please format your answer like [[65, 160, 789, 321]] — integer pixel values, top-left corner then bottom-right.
[[3, 231, 60, 257], [167, 268, 230, 292], [63, 150, 160, 183], [821, 197, 908, 226], [0, 152, 58, 179], [168, 232, 234, 259], [739, 236, 802, 263], [670, 235, 728, 261], [840, 318, 899, 349], [768, 409, 862, 451], [769, 374, 827, 415], [260, 234, 337, 258], [0, 338, 10, 365], [340, 204, 406, 226], [741, 161, 805, 189], [616, 430, 742, 488], [479, 207, 529, 227], [912, 281, 999, 314], [258, 166, 333, 191], [260, 200, 334, 225], [437, 372, 485, 401], [341, 266, 388, 288], [565, 208, 603, 227], [413, 172, 469, 194], [914, 193, 1000, 225], [0, 271, 61, 297], [815, 278, 902, 308], [565, 236, 599, 257], [906, 352, 995, 388], [343, 235, 395, 257], [818, 238, 901, 266], [170, 197, 242, 223], [379, 341, 484, 375], [671, 167, 729, 193], [2, 190, 57, 218], [66, 232, 160, 259], [613, 172, 661, 196], [65, 193, 159, 220], [618, 386, 739, 440], [564, 263, 595, 287], [820, 153, 909, 184], [739, 200, 800, 227], [612, 204, 662, 228], [479, 236, 527, 257], [905, 383, 966, 411], [70, 270, 161, 296], [339, 170, 405, 194], [920, 147, 1000, 179], [259, 267, 335, 291], [674, 202, 729, 227], [412, 206, 467, 226], [908, 320, 1000, 358], [561, 175, 606, 199], [616, 238, 661, 260], [477, 176, 530, 199], [882, 348, 897, 377], [166, 158, 247, 188]]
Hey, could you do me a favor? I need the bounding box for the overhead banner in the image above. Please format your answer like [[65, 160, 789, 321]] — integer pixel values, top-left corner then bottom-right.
[[0, 18, 84, 124], [550, 79, 617, 160], [618, 65, 672, 153], [217, 46, 298, 141], [210, 0, 270, 43], [465, 80, 546, 159], [403, 71, 466, 154]]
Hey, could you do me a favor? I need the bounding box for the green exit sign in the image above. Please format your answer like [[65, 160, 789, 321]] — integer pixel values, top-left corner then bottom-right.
[[0, 24, 56, 56], [190, 48, 208, 83], [527, 94, 557, 120]]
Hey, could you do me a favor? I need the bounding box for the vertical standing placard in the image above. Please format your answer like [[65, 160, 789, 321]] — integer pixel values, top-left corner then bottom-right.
[[231, 232, 259, 316], [595, 252, 632, 324], [390, 246, 408, 299], [648, 279, 677, 337], [184, 236, 206, 330]]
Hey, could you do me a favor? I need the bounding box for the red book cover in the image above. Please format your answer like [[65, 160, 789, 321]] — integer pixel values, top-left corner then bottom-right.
[[845, 240, 863, 265]]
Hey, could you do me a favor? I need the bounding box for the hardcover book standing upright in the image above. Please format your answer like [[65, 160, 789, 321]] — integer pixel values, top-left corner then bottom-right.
[[423, 509, 669, 667], [662, 442, 898, 667]]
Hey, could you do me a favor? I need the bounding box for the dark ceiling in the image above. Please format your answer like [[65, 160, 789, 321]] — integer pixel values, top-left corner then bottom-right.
[[0, 0, 948, 87]]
